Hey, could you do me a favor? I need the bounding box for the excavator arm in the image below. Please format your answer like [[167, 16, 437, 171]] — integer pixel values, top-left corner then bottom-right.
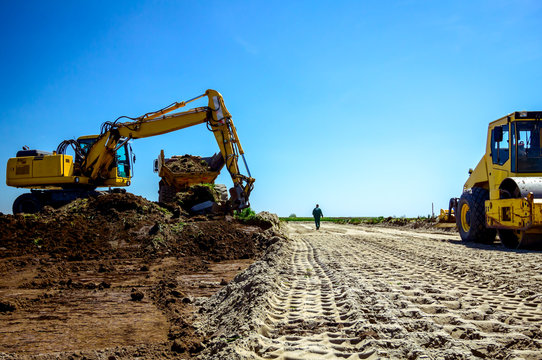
[[82, 89, 254, 209]]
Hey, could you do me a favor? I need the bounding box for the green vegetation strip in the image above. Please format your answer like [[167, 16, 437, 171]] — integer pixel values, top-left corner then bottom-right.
[[280, 216, 433, 225]]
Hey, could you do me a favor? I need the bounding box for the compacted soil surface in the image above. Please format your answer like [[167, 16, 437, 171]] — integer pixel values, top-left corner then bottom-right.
[[195, 222, 542, 359]]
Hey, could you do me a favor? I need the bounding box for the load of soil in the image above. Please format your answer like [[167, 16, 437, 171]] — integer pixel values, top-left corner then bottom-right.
[[165, 155, 212, 173], [174, 184, 220, 212], [0, 192, 285, 359]]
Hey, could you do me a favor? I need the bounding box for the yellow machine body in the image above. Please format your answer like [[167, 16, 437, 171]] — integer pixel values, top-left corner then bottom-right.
[[434, 208, 457, 228], [7, 154, 75, 187], [485, 194, 542, 230], [6, 137, 131, 190], [455, 111, 542, 247], [6, 89, 254, 213]]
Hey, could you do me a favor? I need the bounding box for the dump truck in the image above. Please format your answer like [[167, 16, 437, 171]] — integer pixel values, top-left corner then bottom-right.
[[154, 150, 230, 213], [6, 89, 254, 213], [454, 111, 542, 248]]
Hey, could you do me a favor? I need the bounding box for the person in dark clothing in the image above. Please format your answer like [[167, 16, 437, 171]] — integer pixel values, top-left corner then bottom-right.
[[312, 204, 323, 230]]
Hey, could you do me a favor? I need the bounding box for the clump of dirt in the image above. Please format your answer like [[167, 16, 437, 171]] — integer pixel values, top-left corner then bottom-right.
[[237, 211, 280, 231], [165, 155, 212, 173], [0, 299, 16, 313], [130, 288, 144, 301], [174, 184, 220, 212]]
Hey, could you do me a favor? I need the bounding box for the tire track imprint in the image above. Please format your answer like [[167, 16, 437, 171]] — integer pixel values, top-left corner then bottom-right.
[[338, 235, 542, 322], [254, 238, 378, 359], [252, 223, 542, 359], [198, 222, 542, 359]]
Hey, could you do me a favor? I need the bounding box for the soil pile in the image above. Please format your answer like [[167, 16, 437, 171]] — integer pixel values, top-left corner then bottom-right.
[[378, 216, 457, 232], [165, 155, 212, 173], [0, 192, 277, 261], [0, 192, 162, 259], [0, 192, 286, 359]]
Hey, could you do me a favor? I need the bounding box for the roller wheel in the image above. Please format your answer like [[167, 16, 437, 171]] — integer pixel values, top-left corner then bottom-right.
[[214, 184, 228, 202], [456, 187, 496, 244], [158, 180, 177, 203], [498, 230, 542, 249], [12, 193, 42, 214]]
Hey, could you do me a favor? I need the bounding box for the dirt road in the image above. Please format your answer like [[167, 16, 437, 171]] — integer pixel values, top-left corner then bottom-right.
[[198, 222, 542, 359]]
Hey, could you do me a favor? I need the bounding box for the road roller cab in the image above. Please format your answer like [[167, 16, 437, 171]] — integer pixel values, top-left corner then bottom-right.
[[456, 111, 542, 248]]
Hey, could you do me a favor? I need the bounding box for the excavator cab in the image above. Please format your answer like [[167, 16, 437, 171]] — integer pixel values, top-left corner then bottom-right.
[[115, 142, 131, 178], [7, 135, 134, 214], [75, 135, 133, 184], [75, 136, 97, 163]]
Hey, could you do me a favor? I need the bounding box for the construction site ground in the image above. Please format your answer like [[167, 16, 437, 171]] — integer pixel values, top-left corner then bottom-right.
[[2, 212, 542, 359], [0, 193, 283, 359], [196, 222, 542, 359]]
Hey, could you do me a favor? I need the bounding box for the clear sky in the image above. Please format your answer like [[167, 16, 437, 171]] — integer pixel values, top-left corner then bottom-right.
[[1, 0, 541, 217]]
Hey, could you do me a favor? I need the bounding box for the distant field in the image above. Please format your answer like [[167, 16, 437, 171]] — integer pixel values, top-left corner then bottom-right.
[[279, 216, 432, 225]]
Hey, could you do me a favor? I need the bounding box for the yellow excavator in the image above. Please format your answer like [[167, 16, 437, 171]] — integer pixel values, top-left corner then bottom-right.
[[6, 89, 254, 214], [453, 111, 542, 248]]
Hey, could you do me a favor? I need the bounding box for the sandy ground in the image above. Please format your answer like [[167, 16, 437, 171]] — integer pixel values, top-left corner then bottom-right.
[[196, 222, 542, 359]]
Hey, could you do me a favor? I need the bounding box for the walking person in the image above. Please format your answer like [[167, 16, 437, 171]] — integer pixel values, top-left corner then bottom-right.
[[312, 204, 324, 230]]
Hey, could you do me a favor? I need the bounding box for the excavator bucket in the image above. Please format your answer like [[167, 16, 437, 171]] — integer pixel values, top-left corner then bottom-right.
[[156, 150, 222, 190]]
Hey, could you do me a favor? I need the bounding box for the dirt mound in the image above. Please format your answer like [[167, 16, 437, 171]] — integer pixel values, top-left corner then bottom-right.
[[165, 155, 211, 173], [0, 192, 274, 261], [0, 191, 286, 359], [0, 193, 167, 260], [378, 217, 457, 232]]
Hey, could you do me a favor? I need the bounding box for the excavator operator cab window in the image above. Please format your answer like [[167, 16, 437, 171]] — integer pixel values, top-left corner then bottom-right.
[[76, 137, 98, 163], [511, 121, 542, 173], [491, 125, 509, 166], [116, 143, 131, 178]]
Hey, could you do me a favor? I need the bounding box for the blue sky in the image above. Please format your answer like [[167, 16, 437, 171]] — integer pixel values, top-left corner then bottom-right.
[[1, 0, 541, 217]]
